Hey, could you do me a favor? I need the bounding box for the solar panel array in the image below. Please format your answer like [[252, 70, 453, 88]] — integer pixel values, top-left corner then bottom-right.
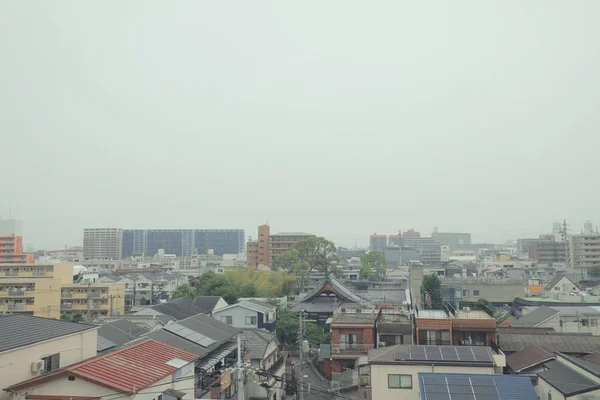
[[164, 323, 216, 348], [394, 346, 492, 363], [421, 375, 500, 400]]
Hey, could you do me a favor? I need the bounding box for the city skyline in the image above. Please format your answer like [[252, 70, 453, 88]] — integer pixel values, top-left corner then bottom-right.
[[2, 2, 600, 250]]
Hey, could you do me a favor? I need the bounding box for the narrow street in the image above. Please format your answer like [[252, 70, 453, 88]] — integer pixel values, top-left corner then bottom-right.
[[290, 357, 362, 400]]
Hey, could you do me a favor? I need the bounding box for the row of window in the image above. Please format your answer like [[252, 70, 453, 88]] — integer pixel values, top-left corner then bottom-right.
[[219, 316, 257, 325]]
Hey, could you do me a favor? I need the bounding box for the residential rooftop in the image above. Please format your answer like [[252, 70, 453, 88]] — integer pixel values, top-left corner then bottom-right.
[[0, 314, 97, 353], [270, 232, 314, 236]]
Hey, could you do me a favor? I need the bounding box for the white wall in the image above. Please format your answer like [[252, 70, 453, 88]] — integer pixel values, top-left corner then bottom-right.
[[213, 306, 259, 329], [0, 329, 98, 400], [370, 364, 496, 400]]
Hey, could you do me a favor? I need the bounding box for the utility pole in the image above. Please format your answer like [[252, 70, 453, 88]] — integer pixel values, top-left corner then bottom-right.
[[298, 311, 304, 400], [86, 283, 92, 321], [109, 294, 113, 317], [150, 283, 154, 305], [237, 335, 245, 400]]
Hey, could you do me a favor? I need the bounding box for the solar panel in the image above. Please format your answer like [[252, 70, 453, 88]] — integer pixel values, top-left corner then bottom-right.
[[424, 393, 451, 400], [473, 385, 498, 395], [410, 346, 426, 360], [423, 384, 447, 394], [164, 323, 216, 347], [425, 346, 443, 360], [166, 323, 185, 333], [473, 395, 500, 400], [471, 347, 493, 363], [456, 347, 476, 361], [198, 336, 216, 347], [422, 376, 447, 385], [470, 377, 496, 386], [441, 347, 459, 361], [447, 377, 471, 386], [394, 349, 410, 360]]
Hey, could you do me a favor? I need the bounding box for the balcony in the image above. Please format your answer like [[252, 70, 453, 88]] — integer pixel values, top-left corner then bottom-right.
[[4, 303, 35, 312], [61, 292, 89, 299], [267, 352, 287, 376], [331, 344, 374, 357]]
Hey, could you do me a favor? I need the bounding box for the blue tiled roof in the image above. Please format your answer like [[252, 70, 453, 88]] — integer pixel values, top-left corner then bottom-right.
[[418, 373, 538, 400]]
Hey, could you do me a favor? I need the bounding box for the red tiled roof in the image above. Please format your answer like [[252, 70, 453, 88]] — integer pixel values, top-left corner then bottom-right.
[[7, 339, 197, 394], [27, 396, 99, 400]]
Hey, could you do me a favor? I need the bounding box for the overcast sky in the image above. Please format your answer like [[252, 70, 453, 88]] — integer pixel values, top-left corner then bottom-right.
[[1, 1, 600, 250]]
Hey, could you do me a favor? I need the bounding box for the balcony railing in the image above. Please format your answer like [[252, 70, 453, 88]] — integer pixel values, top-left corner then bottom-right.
[[195, 373, 221, 399], [267, 352, 287, 375], [331, 344, 374, 355], [4, 271, 18, 277], [61, 292, 73, 298], [7, 303, 25, 310]]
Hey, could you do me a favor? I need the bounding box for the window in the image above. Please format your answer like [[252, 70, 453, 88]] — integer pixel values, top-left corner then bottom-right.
[[473, 290, 480, 297], [221, 316, 233, 324], [388, 374, 412, 389], [42, 353, 60, 374], [592, 319, 598, 327], [559, 320, 563, 328], [462, 290, 470, 296], [547, 393, 551, 400], [245, 316, 257, 325], [582, 319, 588, 327]]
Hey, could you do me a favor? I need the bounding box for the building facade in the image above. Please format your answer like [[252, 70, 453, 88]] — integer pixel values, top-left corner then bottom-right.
[[369, 234, 388, 254], [570, 233, 600, 269], [0, 236, 34, 264], [431, 230, 472, 247], [121, 229, 245, 258], [60, 282, 126, 317], [83, 228, 123, 260]]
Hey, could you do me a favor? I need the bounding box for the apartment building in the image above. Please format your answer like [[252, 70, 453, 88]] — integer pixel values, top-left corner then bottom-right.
[[328, 311, 378, 375], [530, 237, 568, 265], [369, 234, 388, 253], [60, 282, 126, 317], [0, 264, 74, 319], [0, 236, 33, 264], [121, 228, 245, 258], [247, 225, 313, 267], [0, 314, 98, 400], [0, 278, 62, 319], [570, 233, 600, 269], [83, 228, 123, 259], [415, 307, 498, 346], [270, 232, 315, 259]]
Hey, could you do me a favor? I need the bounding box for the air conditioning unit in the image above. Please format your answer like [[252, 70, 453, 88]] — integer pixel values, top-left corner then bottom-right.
[[31, 360, 44, 372], [333, 348, 340, 354], [463, 307, 471, 312]]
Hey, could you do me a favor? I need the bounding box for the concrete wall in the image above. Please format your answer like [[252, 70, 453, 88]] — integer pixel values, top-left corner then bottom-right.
[[0, 329, 98, 400], [370, 364, 495, 400]]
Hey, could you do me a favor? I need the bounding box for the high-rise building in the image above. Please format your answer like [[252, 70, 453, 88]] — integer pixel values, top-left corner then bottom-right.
[[517, 238, 540, 254], [530, 236, 568, 265], [431, 229, 471, 247], [0, 218, 22, 237], [570, 233, 600, 269], [369, 234, 388, 254], [83, 228, 123, 260], [120, 229, 245, 258], [247, 225, 313, 268], [388, 234, 401, 247], [0, 236, 34, 264]]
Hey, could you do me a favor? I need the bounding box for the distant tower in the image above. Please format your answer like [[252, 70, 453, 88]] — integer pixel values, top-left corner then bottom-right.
[[584, 221, 594, 234]]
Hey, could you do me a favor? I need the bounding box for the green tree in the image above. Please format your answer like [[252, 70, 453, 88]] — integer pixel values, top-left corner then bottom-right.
[[360, 252, 387, 281], [293, 237, 339, 276], [170, 283, 195, 300], [359, 264, 374, 280], [462, 298, 494, 316], [305, 322, 331, 346], [420, 274, 443, 309], [276, 311, 299, 345]]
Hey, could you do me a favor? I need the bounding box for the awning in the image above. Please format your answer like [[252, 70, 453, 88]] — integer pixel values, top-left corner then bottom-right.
[[197, 342, 237, 371], [162, 389, 186, 398]]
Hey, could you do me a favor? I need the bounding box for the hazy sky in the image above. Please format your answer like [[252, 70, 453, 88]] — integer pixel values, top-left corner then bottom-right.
[[2, 1, 600, 250]]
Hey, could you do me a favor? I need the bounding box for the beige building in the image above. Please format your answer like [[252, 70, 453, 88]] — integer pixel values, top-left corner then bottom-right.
[[570, 233, 600, 270], [4, 339, 197, 400], [0, 314, 98, 400], [367, 345, 504, 400], [61, 282, 126, 317], [0, 264, 74, 319], [0, 278, 62, 319], [83, 228, 123, 260]]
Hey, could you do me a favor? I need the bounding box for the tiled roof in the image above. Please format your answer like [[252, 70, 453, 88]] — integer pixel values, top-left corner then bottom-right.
[[7, 339, 197, 393], [505, 345, 555, 372], [290, 277, 367, 309], [139, 298, 213, 320], [511, 306, 558, 327], [0, 314, 97, 353], [241, 329, 277, 360], [499, 331, 600, 353], [544, 274, 576, 291], [97, 319, 152, 347], [581, 351, 600, 365]]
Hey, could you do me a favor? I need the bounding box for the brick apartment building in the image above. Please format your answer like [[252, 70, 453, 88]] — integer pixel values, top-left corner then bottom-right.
[[246, 224, 314, 268], [0, 236, 34, 264]]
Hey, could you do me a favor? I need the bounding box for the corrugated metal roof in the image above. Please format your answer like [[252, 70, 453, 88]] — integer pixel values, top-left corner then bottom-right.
[[511, 306, 559, 327], [499, 332, 600, 353], [505, 345, 555, 372], [8, 339, 197, 393], [0, 314, 97, 353]]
